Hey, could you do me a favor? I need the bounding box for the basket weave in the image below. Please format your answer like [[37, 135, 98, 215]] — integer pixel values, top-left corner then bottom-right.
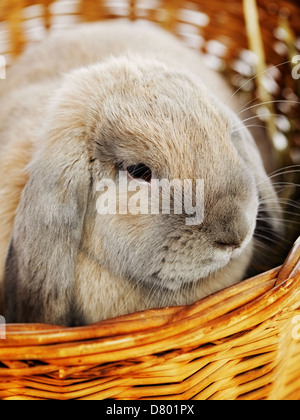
[[0, 0, 300, 400]]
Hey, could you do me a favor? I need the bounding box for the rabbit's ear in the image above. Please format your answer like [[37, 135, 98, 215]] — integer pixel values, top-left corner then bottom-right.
[[4, 131, 91, 326]]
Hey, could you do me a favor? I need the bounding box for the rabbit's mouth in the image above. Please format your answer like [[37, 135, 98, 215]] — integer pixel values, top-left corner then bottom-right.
[[143, 240, 253, 291]]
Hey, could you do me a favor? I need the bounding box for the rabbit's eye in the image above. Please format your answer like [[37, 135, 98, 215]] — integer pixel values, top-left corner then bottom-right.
[[127, 164, 152, 183]]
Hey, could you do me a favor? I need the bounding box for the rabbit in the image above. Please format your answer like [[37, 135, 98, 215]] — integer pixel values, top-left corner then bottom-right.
[[0, 20, 282, 326]]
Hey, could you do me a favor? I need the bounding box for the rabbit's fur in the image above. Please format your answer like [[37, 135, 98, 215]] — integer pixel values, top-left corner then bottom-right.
[[0, 21, 282, 325]]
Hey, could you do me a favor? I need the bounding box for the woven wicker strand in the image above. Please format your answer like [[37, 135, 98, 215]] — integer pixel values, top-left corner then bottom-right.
[[0, 0, 299, 400]]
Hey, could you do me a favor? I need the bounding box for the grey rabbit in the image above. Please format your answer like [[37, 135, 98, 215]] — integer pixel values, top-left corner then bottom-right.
[[0, 21, 282, 325]]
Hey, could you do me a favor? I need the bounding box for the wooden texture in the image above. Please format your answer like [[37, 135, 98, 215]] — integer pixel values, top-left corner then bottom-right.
[[0, 0, 299, 400]]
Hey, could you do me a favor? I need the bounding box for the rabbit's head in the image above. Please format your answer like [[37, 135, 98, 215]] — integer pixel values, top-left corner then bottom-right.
[[4, 55, 280, 325]]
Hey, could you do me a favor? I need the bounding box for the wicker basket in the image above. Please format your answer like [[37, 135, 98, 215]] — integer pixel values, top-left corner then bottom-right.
[[0, 0, 300, 400]]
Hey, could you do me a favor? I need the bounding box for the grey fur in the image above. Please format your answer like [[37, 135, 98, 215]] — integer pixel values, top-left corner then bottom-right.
[[0, 21, 282, 325]]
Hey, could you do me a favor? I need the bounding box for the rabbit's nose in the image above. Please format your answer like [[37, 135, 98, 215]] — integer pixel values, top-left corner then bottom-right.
[[213, 221, 250, 250], [206, 196, 257, 250]]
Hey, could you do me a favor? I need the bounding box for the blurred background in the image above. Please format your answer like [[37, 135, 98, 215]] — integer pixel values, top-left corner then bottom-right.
[[0, 0, 299, 270]]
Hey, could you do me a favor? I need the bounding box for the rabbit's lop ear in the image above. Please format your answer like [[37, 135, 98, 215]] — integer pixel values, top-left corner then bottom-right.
[[4, 88, 91, 325]]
